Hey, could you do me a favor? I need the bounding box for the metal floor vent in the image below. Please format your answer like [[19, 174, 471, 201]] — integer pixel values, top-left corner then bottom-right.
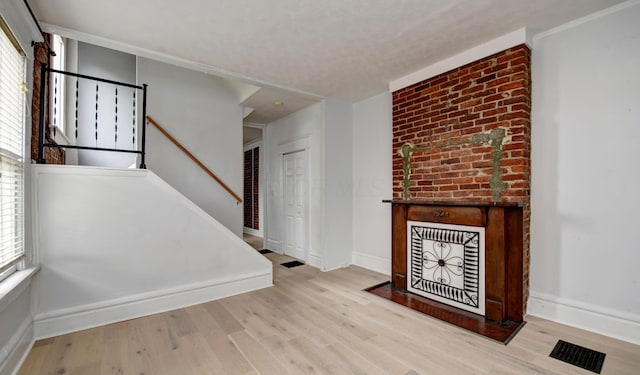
[[550, 340, 606, 373], [281, 260, 305, 268], [259, 249, 273, 254]]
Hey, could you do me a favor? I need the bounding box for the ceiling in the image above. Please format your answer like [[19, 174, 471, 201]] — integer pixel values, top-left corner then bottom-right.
[[31, 0, 624, 123]]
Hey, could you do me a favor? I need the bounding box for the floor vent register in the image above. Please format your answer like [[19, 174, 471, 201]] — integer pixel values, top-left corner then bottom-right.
[[549, 340, 606, 374], [281, 260, 305, 268]]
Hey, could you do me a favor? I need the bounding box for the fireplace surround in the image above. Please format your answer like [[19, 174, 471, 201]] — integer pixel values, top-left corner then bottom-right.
[[387, 200, 523, 323]]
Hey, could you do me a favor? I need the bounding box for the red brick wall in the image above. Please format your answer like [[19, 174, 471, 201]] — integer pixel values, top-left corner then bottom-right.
[[392, 44, 531, 308], [31, 37, 64, 164]]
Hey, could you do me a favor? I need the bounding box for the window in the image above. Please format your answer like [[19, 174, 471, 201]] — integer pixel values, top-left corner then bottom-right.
[[49, 34, 65, 133], [0, 17, 26, 280]]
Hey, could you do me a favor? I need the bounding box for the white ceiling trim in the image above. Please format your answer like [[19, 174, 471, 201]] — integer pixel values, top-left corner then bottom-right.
[[40, 22, 324, 101], [389, 28, 530, 93], [242, 107, 255, 119]]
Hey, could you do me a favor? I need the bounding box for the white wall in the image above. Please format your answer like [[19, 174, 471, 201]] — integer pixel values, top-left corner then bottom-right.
[[32, 165, 272, 338], [0, 272, 35, 375], [529, 2, 640, 344], [352, 92, 393, 275], [265, 99, 355, 271], [138, 58, 244, 235], [323, 98, 354, 270], [264, 103, 325, 267], [0, 0, 42, 373], [76, 42, 137, 167]]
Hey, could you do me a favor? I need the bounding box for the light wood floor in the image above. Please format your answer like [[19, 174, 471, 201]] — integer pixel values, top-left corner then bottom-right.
[[19, 252, 640, 375], [243, 233, 264, 250]]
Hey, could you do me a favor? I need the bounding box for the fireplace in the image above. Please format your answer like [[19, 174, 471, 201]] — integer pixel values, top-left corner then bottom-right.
[[407, 220, 486, 316], [388, 201, 523, 323], [386, 44, 531, 326]]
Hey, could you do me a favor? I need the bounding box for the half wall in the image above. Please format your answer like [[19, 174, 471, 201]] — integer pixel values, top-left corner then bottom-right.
[[32, 165, 272, 338]]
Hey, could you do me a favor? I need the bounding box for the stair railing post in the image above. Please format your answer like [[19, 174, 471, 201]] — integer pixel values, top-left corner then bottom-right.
[[139, 83, 148, 168], [37, 63, 48, 164]]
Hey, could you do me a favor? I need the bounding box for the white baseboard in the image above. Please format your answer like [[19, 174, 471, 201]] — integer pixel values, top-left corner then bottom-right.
[[242, 227, 263, 237], [0, 317, 33, 375], [34, 272, 272, 340], [308, 253, 323, 269], [528, 292, 640, 345], [265, 239, 281, 252], [321, 264, 351, 272], [351, 251, 391, 276]]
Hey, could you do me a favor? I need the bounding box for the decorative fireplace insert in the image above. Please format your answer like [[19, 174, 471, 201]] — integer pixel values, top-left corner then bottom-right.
[[407, 220, 486, 316]]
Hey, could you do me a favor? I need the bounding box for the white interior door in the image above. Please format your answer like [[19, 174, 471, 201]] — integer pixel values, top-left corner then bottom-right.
[[283, 150, 307, 260]]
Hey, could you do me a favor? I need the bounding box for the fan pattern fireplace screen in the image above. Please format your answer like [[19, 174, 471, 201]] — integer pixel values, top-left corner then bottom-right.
[[407, 221, 485, 315]]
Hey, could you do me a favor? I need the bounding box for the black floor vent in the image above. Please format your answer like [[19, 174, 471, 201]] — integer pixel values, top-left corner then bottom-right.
[[550, 340, 605, 373], [259, 249, 273, 254], [281, 260, 305, 268]]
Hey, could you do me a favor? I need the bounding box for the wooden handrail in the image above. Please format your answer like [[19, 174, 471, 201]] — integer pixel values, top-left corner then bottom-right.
[[146, 115, 243, 204]]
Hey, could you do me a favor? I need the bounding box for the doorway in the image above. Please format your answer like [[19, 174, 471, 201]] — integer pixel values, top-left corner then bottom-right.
[[243, 145, 260, 234], [283, 149, 308, 261], [243, 124, 264, 250]]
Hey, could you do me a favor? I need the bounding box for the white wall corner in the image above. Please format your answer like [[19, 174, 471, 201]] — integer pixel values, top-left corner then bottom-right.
[[0, 317, 33, 375], [389, 28, 530, 92], [308, 253, 323, 269], [0, 268, 37, 375], [527, 292, 640, 345], [320, 262, 351, 273], [351, 252, 391, 276]]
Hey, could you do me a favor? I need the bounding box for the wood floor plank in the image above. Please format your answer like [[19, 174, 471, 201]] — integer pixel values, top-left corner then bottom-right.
[[259, 334, 320, 374], [173, 332, 224, 375], [37, 333, 76, 375], [127, 313, 192, 375], [288, 336, 355, 374], [324, 341, 390, 375], [229, 330, 292, 375], [99, 322, 129, 375], [218, 292, 262, 322], [163, 308, 197, 337], [201, 300, 244, 334], [242, 314, 302, 344], [282, 312, 337, 348], [16, 339, 53, 375], [185, 304, 255, 375]]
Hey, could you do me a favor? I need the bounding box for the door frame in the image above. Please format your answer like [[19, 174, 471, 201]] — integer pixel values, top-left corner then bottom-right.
[[278, 138, 310, 262]]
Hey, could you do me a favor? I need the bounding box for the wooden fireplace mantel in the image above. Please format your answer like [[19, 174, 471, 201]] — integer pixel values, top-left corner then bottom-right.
[[384, 200, 524, 323]]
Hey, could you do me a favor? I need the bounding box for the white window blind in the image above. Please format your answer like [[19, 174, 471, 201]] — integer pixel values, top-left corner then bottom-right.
[[0, 18, 26, 274]]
